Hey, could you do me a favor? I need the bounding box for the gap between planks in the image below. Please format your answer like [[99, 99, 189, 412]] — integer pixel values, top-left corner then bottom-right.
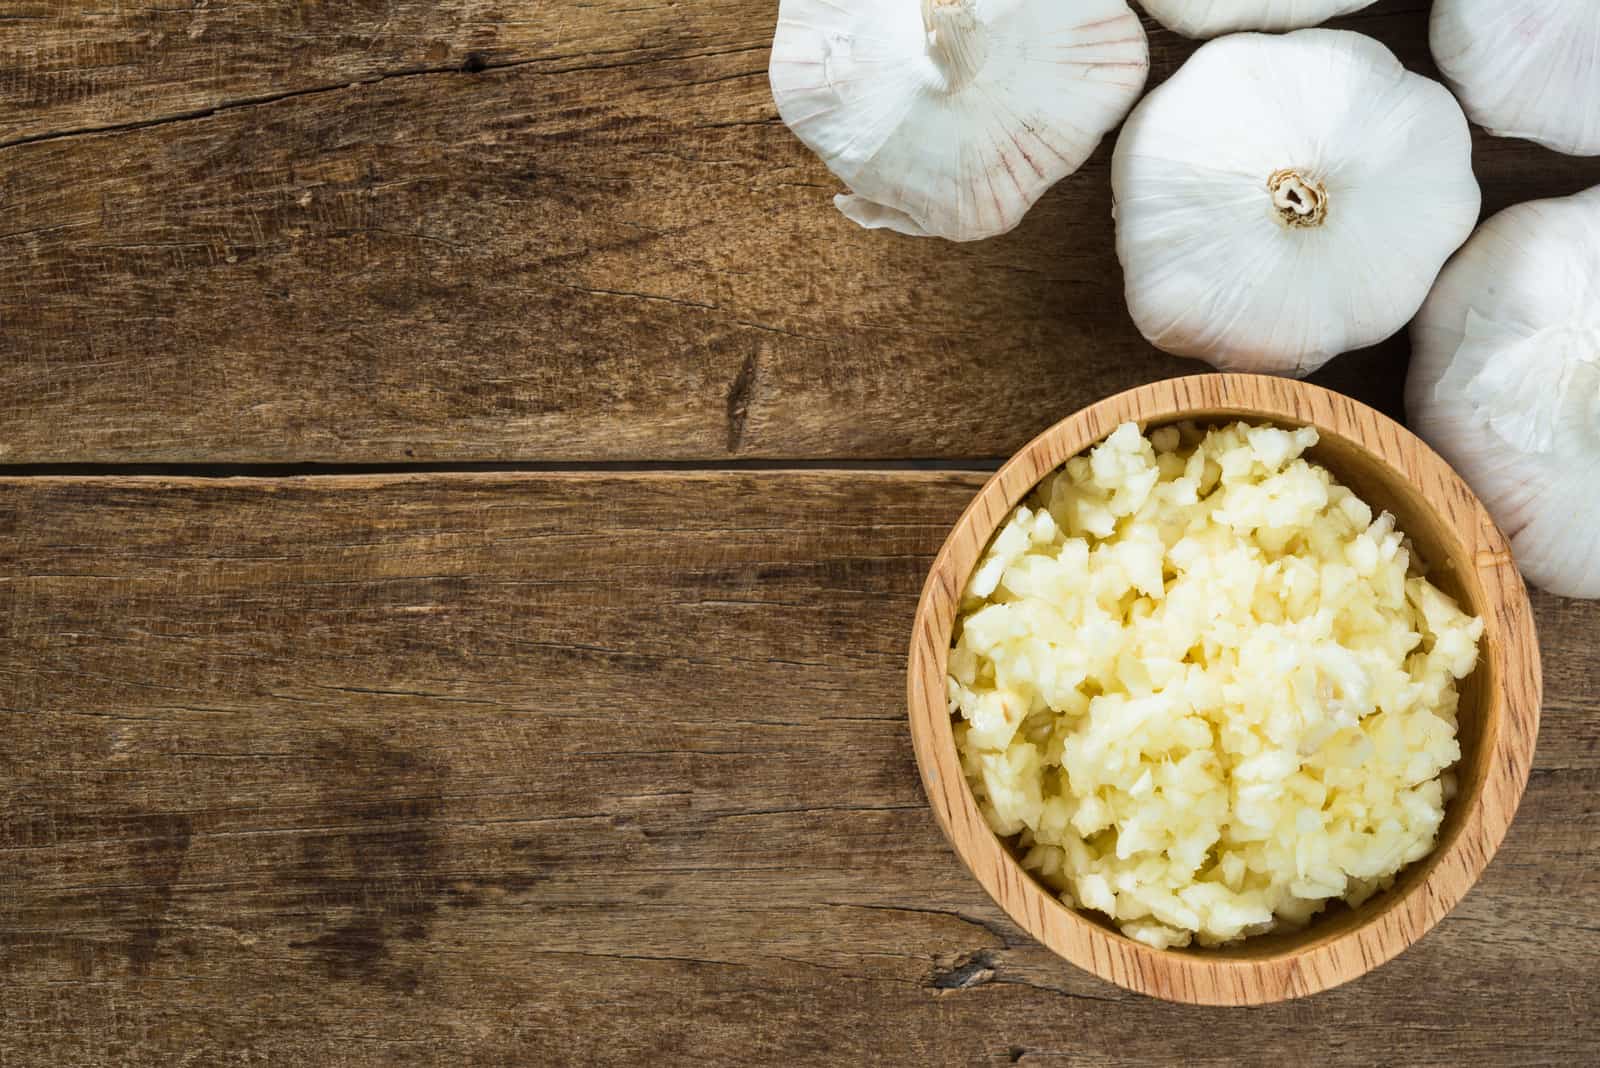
[[0, 459, 1003, 480]]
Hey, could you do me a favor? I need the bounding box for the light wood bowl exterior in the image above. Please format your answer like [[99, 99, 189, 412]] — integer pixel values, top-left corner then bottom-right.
[[907, 374, 1542, 1005]]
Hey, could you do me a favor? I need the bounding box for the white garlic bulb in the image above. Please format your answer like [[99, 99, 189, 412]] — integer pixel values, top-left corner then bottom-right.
[[1431, 0, 1600, 157], [1408, 185, 1600, 599], [1111, 29, 1481, 376], [1139, 0, 1377, 38], [768, 0, 1149, 241]]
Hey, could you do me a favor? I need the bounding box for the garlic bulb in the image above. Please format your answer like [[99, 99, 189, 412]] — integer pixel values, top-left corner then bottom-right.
[[1111, 30, 1481, 376], [1408, 185, 1600, 599], [768, 0, 1149, 241], [1139, 0, 1377, 38], [1431, 0, 1600, 157]]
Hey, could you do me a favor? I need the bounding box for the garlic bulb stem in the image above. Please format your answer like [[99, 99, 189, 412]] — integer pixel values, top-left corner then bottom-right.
[[1268, 169, 1328, 228], [923, 0, 988, 91]]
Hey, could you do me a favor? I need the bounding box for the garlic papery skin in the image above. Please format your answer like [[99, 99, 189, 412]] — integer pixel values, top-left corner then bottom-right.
[[1431, 0, 1600, 157], [1111, 29, 1481, 376], [769, 0, 1149, 242], [1408, 185, 1600, 599], [1139, 0, 1378, 38]]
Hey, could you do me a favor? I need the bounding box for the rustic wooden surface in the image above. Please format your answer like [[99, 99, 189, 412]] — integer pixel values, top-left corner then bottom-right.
[[1, 473, 1595, 1064], [3, 0, 1600, 464], [2, 0, 1598, 1063]]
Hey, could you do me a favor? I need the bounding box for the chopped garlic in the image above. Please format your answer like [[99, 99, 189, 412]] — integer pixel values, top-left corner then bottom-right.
[[949, 422, 1483, 948]]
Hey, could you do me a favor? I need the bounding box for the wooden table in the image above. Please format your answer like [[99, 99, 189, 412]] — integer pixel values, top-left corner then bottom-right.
[[2, 2, 1596, 1063]]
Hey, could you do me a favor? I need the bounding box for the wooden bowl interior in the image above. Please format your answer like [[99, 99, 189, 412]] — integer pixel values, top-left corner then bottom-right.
[[1122, 411, 1495, 959]]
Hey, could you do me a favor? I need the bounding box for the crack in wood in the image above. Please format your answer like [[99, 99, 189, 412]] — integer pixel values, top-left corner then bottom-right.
[[0, 42, 771, 154], [825, 902, 1019, 947], [0, 58, 537, 153], [725, 349, 761, 454], [929, 949, 996, 991]]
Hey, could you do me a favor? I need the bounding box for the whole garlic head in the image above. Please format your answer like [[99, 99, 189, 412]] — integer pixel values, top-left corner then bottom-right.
[[1431, 0, 1600, 157], [769, 0, 1149, 241], [1139, 0, 1378, 38], [1408, 185, 1600, 599], [1111, 29, 1481, 376]]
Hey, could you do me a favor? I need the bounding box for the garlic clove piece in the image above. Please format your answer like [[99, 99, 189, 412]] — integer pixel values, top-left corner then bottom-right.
[[1408, 185, 1600, 600], [769, 0, 1150, 242], [1431, 0, 1600, 157], [1139, 0, 1378, 38], [1111, 29, 1480, 377]]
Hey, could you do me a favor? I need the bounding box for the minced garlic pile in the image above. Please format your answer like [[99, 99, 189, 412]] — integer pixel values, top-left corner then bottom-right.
[[949, 421, 1483, 949]]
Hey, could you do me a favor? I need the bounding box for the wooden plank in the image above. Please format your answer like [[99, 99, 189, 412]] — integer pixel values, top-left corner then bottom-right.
[[1, 473, 1595, 1062], [4, 3, 1600, 463], [0, 1, 765, 147]]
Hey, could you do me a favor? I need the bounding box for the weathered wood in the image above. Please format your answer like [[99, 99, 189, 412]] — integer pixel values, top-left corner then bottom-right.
[[5, 0, 1599, 1061], [0, 1, 767, 147], [4, 2, 1600, 463], [1, 474, 1595, 1061]]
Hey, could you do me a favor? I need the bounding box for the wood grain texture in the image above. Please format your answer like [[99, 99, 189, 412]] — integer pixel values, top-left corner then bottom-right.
[[4, 0, 1598, 1061], [908, 376, 1541, 1004], [4, 1, 1600, 463], [0, 1, 764, 147], [1, 472, 1594, 1062]]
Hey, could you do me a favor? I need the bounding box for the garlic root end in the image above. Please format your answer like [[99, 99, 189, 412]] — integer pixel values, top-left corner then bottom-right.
[[1268, 169, 1329, 228]]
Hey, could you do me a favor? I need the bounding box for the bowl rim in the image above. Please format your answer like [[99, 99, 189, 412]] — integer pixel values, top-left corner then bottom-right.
[[906, 373, 1541, 1005]]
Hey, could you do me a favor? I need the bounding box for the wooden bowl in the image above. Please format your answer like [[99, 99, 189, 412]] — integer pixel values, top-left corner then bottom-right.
[[907, 374, 1541, 1005]]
